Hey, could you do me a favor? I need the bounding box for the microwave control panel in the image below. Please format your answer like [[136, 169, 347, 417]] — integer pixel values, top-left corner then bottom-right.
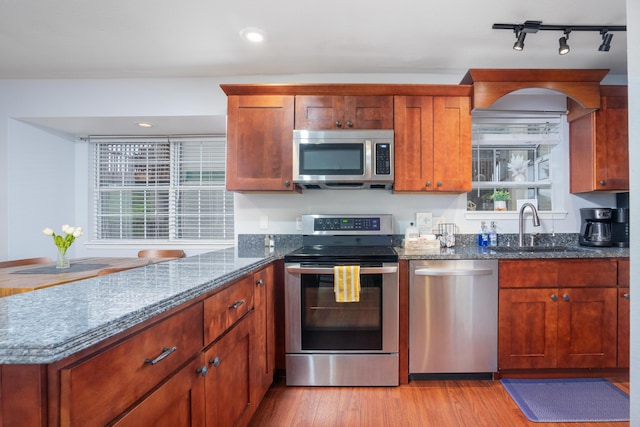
[[375, 143, 391, 175]]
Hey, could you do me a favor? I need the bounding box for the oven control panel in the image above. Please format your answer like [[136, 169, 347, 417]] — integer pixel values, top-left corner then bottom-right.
[[302, 214, 393, 235], [314, 217, 380, 231]]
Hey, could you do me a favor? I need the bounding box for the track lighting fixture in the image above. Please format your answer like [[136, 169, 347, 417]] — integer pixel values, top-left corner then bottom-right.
[[493, 21, 626, 54], [558, 31, 570, 55], [599, 31, 613, 51]]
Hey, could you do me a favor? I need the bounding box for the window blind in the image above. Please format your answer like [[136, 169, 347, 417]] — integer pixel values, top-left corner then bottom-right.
[[91, 136, 234, 241]]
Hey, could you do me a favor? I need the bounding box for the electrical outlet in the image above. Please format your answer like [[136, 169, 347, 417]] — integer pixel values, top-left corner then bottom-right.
[[296, 216, 302, 231]]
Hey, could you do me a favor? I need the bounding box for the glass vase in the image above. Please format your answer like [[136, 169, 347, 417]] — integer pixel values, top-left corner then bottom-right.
[[56, 248, 70, 269]]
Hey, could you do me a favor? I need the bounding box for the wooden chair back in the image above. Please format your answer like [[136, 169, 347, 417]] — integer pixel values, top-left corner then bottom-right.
[[97, 267, 134, 276], [0, 257, 52, 268], [137, 249, 185, 259]]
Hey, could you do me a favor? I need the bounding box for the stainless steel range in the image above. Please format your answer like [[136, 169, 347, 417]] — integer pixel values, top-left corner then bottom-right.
[[284, 214, 399, 386]]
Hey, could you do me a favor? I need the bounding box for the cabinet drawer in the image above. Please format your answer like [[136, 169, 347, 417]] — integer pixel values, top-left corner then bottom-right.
[[60, 303, 203, 427], [204, 275, 254, 344], [499, 259, 617, 288]]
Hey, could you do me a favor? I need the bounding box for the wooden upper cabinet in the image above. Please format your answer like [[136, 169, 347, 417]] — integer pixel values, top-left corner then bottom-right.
[[569, 86, 629, 193], [295, 95, 393, 129], [226, 95, 296, 192], [394, 96, 471, 192]]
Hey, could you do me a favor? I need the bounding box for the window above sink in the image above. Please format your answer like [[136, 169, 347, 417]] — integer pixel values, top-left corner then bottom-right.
[[467, 117, 563, 214]]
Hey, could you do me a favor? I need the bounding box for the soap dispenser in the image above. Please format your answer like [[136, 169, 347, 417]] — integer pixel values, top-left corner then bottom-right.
[[478, 221, 488, 246], [489, 221, 498, 247]]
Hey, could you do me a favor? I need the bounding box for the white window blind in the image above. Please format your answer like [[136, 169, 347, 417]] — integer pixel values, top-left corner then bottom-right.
[[91, 136, 234, 241]]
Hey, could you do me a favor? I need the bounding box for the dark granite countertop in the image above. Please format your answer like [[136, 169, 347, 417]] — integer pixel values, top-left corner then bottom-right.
[[0, 242, 628, 364], [397, 244, 630, 260]]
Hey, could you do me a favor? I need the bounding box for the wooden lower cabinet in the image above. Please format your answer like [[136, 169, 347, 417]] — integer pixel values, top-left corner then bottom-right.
[[60, 303, 204, 426], [204, 313, 254, 427], [618, 258, 630, 368], [0, 265, 277, 427], [499, 288, 557, 369], [113, 312, 256, 427], [618, 288, 630, 368], [498, 258, 621, 372], [499, 287, 617, 370], [252, 264, 276, 404], [111, 356, 207, 427]]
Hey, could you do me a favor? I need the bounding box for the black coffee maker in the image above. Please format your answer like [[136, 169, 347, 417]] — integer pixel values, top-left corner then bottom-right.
[[579, 208, 613, 247], [611, 208, 630, 247]]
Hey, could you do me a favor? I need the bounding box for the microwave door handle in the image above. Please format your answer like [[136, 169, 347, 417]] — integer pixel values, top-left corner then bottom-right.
[[285, 265, 398, 275]]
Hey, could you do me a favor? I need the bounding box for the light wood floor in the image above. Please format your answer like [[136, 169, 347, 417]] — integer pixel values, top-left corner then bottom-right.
[[249, 377, 630, 427]]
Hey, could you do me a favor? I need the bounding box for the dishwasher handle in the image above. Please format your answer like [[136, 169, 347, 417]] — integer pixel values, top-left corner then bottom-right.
[[414, 267, 493, 277]]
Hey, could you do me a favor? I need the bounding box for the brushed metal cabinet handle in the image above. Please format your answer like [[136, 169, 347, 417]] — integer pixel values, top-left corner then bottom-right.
[[228, 300, 245, 310], [144, 346, 177, 365]]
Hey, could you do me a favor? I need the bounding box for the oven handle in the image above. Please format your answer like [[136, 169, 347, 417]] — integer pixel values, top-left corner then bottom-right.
[[286, 265, 398, 275]]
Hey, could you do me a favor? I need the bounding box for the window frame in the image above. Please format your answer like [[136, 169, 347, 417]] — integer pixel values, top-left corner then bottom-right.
[[465, 116, 569, 221], [89, 135, 234, 244]]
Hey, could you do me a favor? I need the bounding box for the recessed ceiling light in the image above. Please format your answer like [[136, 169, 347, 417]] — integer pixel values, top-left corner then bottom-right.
[[240, 27, 266, 43], [137, 122, 153, 128]]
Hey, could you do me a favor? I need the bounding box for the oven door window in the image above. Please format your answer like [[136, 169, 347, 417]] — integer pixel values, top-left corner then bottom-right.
[[301, 272, 382, 351], [299, 143, 364, 176]]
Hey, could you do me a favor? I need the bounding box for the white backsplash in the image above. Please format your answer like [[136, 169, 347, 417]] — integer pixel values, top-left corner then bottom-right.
[[234, 190, 616, 239]]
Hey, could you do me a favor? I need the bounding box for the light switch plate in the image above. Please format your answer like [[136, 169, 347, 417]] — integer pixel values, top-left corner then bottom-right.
[[416, 212, 433, 235], [259, 216, 269, 230]]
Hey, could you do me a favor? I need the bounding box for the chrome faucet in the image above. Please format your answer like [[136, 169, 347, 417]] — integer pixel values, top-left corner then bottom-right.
[[519, 203, 541, 247]]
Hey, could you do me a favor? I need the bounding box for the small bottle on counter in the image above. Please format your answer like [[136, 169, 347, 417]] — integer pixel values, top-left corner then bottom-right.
[[478, 221, 488, 246], [489, 221, 498, 247]]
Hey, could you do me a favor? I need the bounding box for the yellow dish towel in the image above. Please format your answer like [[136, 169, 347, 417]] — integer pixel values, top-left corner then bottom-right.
[[334, 265, 361, 302]]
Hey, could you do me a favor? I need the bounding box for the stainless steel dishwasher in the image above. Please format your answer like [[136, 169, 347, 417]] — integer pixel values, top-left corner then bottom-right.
[[409, 260, 498, 379]]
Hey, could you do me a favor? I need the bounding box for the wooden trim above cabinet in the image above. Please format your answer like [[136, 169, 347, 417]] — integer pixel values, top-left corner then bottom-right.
[[460, 69, 609, 111], [220, 83, 472, 97]]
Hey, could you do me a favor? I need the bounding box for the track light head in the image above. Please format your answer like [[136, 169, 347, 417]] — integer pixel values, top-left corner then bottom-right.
[[599, 31, 613, 52], [513, 31, 526, 51], [558, 30, 570, 55]]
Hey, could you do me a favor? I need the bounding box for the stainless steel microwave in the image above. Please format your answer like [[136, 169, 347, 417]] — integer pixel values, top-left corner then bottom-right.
[[292, 129, 394, 189]]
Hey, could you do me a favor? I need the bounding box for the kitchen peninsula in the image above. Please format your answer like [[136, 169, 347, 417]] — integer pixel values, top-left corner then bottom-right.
[[0, 243, 629, 426]]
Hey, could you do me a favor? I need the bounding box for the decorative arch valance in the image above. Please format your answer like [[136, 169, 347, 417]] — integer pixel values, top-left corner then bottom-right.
[[460, 69, 609, 111]]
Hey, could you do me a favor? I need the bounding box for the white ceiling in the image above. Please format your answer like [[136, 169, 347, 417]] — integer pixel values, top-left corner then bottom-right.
[[1, 0, 628, 134], [0, 0, 627, 79]]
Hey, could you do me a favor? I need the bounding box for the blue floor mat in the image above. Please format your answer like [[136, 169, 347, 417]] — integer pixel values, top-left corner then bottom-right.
[[501, 378, 629, 422]]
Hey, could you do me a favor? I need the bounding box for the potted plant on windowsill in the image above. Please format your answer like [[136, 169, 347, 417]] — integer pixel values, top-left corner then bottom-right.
[[491, 189, 510, 211]]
